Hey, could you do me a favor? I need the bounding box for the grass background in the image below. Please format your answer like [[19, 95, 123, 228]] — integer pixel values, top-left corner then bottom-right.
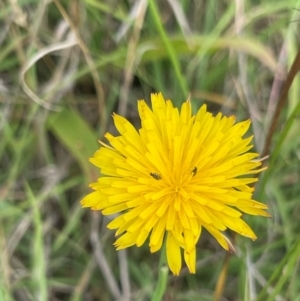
[[1, 0, 300, 300]]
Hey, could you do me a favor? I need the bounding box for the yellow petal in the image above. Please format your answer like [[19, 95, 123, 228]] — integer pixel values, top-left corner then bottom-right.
[[166, 232, 182, 276], [184, 247, 196, 274]]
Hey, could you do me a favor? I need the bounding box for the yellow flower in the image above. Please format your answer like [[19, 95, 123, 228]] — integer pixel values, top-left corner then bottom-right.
[[81, 93, 269, 275]]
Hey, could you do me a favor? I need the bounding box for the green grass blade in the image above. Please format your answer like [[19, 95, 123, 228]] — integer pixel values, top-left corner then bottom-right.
[[148, 0, 188, 98], [47, 108, 99, 181], [257, 241, 300, 301], [25, 182, 48, 301]]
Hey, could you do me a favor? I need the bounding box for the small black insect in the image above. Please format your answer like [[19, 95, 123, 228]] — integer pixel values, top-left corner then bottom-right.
[[150, 172, 162, 180], [191, 167, 197, 176]]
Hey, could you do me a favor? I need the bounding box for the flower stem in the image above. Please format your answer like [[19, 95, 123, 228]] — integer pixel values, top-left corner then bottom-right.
[[150, 241, 169, 301]]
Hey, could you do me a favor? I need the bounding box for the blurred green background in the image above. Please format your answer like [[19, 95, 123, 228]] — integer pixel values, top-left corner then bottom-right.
[[1, 0, 300, 300]]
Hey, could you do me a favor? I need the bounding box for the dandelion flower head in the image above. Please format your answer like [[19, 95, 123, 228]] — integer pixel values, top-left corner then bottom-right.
[[81, 93, 269, 275]]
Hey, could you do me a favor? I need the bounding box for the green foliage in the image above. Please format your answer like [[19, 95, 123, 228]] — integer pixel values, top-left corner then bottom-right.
[[1, 0, 299, 300]]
